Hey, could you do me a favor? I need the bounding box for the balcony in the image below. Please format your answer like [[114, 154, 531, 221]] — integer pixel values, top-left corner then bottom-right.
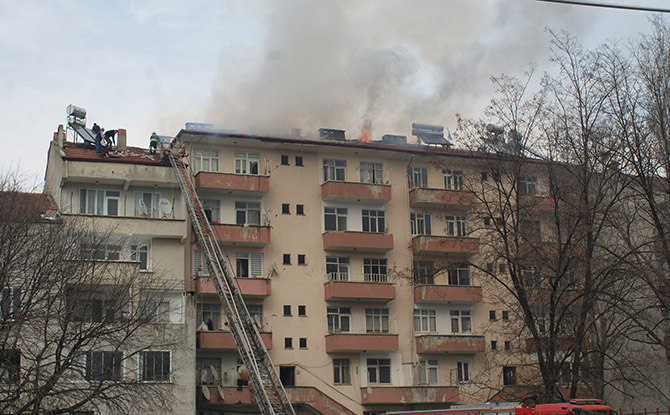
[[414, 285, 482, 303], [325, 333, 398, 353], [194, 171, 269, 194], [410, 188, 474, 210], [415, 334, 486, 353], [519, 196, 558, 213], [412, 235, 479, 256], [360, 386, 459, 405], [324, 276, 395, 302], [212, 224, 270, 246], [197, 331, 272, 350], [524, 337, 575, 353], [321, 181, 391, 203], [323, 231, 393, 253], [194, 277, 271, 298], [63, 214, 186, 239]]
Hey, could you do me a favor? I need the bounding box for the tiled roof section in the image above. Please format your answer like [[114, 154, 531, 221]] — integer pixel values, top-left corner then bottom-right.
[[62, 142, 169, 167], [0, 192, 57, 221]]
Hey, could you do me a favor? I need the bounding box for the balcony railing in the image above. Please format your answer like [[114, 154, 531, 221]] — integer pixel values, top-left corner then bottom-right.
[[412, 235, 479, 256], [360, 385, 459, 405], [325, 333, 398, 352], [414, 284, 483, 303], [324, 272, 395, 302], [323, 231, 393, 253], [409, 188, 475, 209], [194, 276, 271, 298], [197, 331, 272, 350], [212, 224, 271, 246], [415, 334, 486, 353], [321, 181, 391, 203], [326, 272, 388, 283]]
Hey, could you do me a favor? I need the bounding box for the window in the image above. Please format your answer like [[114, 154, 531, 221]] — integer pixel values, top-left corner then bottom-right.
[[134, 192, 161, 218], [491, 340, 498, 350], [489, 310, 497, 321], [299, 338, 307, 349], [283, 305, 291, 316], [282, 203, 290, 214], [367, 359, 391, 384], [448, 265, 470, 286], [295, 156, 304, 166], [363, 258, 387, 282], [296, 204, 304, 215], [81, 244, 121, 261], [236, 253, 262, 278], [235, 202, 261, 225], [366, 308, 389, 333], [362, 209, 385, 233], [79, 189, 120, 216], [505, 340, 511, 350], [0, 288, 21, 320], [281, 155, 289, 165], [445, 215, 466, 237], [324, 207, 347, 231], [248, 305, 263, 328], [333, 359, 351, 384], [457, 361, 470, 382], [131, 244, 149, 271], [408, 167, 428, 188], [0, 350, 20, 383], [413, 260, 435, 284], [502, 310, 509, 320], [503, 366, 517, 385], [522, 265, 542, 288], [481, 171, 488, 181], [414, 309, 436, 332], [72, 297, 118, 323], [519, 176, 537, 196], [283, 254, 291, 265], [360, 162, 383, 184], [197, 303, 220, 330], [521, 220, 541, 242], [450, 310, 472, 334], [484, 217, 491, 226], [327, 307, 350, 333], [410, 213, 432, 235], [326, 257, 349, 281], [298, 305, 306, 316], [297, 254, 306, 265], [86, 351, 122, 381], [193, 148, 219, 173], [202, 199, 220, 223], [284, 338, 293, 349], [323, 159, 346, 181], [140, 351, 170, 382], [443, 169, 463, 191], [193, 250, 209, 275], [235, 151, 260, 175], [196, 357, 222, 385], [418, 360, 438, 385]]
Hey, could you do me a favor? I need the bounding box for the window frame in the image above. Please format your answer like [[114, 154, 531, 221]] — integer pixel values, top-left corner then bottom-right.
[[363, 258, 387, 282], [85, 351, 123, 382], [323, 159, 346, 182], [324, 207, 347, 231], [235, 201, 261, 225], [445, 215, 466, 237], [450, 310, 472, 334], [236, 252, 262, 278], [410, 213, 432, 235], [326, 257, 350, 281], [457, 361, 470, 382], [139, 351, 171, 383], [360, 162, 383, 184], [235, 151, 260, 175], [367, 358, 391, 384], [79, 189, 120, 216], [519, 176, 538, 196], [197, 303, 220, 330], [443, 169, 464, 191], [333, 359, 351, 385], [448, 265, 470, 286], [365, 308, 390, 333], [134, 192, 161, 218], [193, 148, 219, 173], [408, 167, 428, 188], [327, 306, 351, 333], [362, 209, 385, 233], [418, 359, 438, 385], [413, 309, 437, 333]]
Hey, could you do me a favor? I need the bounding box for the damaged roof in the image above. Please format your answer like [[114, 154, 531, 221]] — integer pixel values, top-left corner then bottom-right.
[[61, 142, 169, 167]]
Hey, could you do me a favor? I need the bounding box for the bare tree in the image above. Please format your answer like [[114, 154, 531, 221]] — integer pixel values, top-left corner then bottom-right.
[[0, 174, 184, 414]]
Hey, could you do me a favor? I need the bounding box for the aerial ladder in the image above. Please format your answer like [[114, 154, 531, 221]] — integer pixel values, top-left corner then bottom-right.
[[165, 144, 296, 415]]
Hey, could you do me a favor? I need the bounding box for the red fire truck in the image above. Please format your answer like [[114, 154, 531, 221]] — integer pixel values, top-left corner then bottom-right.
[[386, 399, 617, 415]]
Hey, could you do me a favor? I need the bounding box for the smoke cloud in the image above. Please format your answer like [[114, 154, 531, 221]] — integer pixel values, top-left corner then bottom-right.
[[205, 0, 590, 140]]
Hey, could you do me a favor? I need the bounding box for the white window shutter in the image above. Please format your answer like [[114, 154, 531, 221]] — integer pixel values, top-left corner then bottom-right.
[[250, 254, 262, 277]]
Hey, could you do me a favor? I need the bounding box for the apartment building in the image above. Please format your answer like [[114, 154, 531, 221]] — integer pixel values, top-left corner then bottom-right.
[[43, 125, 195, 414], [178, 126, 517, 414]]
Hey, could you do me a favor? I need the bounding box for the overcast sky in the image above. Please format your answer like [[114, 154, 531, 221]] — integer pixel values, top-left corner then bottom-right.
[[0, 0, 667, 188]]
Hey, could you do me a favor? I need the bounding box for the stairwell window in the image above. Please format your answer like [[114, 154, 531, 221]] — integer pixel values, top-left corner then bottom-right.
[[193, 149, 219, 173], [236, 253, 262, 278], [408, 167, 428, 188], [79, 189, 119, 216], [450, 310, 472, 334], [323, 159, 346, 182], [363, 258, 387, 282], [413, 309, 437, 332], [324, 208, 347, 231], [327, 307, 350, 333], [366, 308, 389, 333], [140, 351, 171, 382], [443, 169, 464, 191], [446, 215, 466, 237], [235, 151, 259, 175], [333, 359, 351, 384], [362, 209, 385, 233], [418, 359, 438, 385], [367, 358, 391, 384], [360, 162, 383, 184], [85, 351, 122, 381], [235, 202, 261, 225], [410, 213, 432, 235], [134, 192, 160, 218], [326, 257, 349, 281]]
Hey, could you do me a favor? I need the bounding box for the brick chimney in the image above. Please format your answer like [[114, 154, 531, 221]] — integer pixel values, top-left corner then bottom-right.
[[117, 129, 127, 151]]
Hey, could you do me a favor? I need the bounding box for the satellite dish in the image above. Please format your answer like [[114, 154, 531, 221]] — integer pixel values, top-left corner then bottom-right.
[[210, 365, 219, 381], [202, 384, 211, 400], [217, 385, 225, 400], [200, 369, 208, 384], [159, 198, 172, 218]]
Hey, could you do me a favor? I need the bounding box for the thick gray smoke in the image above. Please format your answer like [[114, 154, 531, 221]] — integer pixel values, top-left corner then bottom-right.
[[205, 0, 589, 140]]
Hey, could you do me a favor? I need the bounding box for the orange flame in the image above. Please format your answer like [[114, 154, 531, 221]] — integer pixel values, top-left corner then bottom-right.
[[359, 121, 370, 143]]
